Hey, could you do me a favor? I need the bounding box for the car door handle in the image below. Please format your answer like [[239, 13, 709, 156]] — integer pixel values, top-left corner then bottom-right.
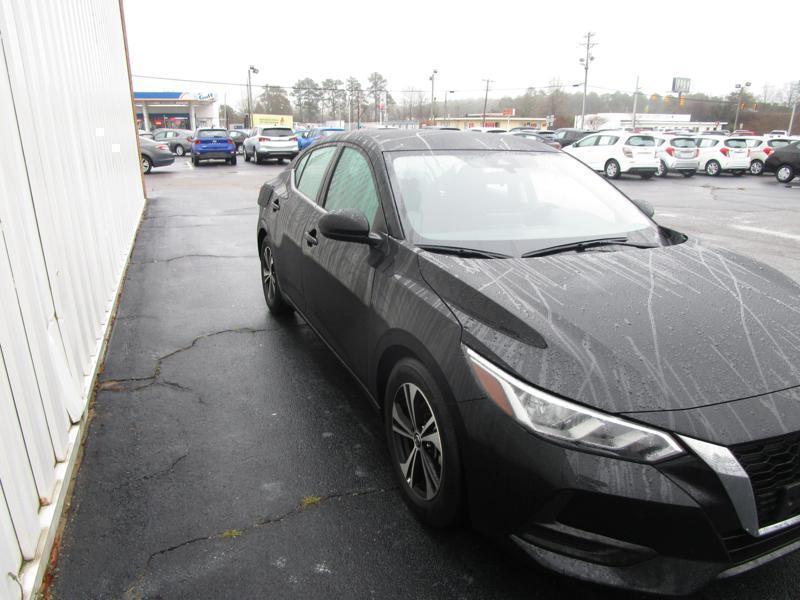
[[304, 229, 318, 247], [272, 197, 280, 212]]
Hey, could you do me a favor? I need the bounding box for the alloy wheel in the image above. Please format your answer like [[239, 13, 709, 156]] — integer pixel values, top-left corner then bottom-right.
[[750, 160, 763, 175], [391, 382, 443, 501], [261, 245, 276, 303]]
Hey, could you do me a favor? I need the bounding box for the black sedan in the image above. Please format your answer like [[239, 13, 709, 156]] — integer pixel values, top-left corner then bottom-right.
[[764, 140, 800, 183], [255, 130, 800, 595]]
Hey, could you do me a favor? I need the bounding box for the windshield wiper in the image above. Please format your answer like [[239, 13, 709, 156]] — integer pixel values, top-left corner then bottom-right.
[[521, 238, 658, 258], [416, 244, 511, 259]]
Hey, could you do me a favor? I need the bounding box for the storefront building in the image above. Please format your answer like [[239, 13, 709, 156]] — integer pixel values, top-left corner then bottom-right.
[[134, 91, 219, 131]]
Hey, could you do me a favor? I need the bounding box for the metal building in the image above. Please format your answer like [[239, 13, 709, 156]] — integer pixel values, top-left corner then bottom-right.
[[0, 1, 145, 597]]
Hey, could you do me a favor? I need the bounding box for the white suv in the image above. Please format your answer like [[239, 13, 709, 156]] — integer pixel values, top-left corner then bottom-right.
[[243, 127, 299, 164], [563, 131, 659, 179], [694, 136, 750, 176], [744, 137, 798, 175], [652, 135, 699, 177]]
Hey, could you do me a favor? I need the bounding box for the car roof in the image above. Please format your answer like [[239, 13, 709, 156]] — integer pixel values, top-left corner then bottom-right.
[[319, 129, 558, 153]]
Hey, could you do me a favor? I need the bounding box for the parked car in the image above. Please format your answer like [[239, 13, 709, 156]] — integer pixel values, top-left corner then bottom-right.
[[190, 128, 237, 166], [297, 127, 345, 150], [243, 126, 299, 163], [763, 140, 800, 182], [551, 128, 589, 147], [152, 128, 193, 156], [138, 130, 154, 140], [563, 131, 658, 179], [765, 129, 789, 139], [256, 129, 800, 596], [506, 130, 562, 149], [228, 129, 248, 153], [694, 136, 750, 176], [745, 137, 798, 175], [732, 129, 757, 136], [700, 129, 730, 136], [652, 135, 698, 177], [469, 127, 507, 133], [139, 136, 174, 173]]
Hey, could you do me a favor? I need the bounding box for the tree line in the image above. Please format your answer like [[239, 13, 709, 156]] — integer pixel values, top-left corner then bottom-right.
[[220, 75, 798, 131]]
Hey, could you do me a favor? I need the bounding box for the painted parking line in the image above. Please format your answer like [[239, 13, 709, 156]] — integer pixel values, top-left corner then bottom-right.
[[730, 225, 800, 241]]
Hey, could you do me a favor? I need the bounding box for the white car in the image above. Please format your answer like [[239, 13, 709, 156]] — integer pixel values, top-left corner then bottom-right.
[[563, 131, 659, 179], [764, 129, 789, 139], [744, 137, 798, 175], [243, 126, 299, 164], [694, 136, 750, 176], [652, 135, 699, 177], [469, 127, 507, 133]]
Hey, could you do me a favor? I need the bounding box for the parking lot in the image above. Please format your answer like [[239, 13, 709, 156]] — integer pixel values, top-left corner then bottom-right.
[[50, 157, 800, 599]]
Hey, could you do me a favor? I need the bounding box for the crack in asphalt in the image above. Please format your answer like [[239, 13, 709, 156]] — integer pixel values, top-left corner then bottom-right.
[[130, 253, 255, 265], [145, 486, 399, 567]]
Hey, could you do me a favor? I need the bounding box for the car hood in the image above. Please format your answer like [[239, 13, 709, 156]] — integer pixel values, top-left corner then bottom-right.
[[418, 241, 800, 414]]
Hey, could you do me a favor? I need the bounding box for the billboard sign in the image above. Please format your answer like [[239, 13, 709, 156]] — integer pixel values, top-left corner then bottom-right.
[[672, 77, 691, 94], [252, 113, 294, 128]]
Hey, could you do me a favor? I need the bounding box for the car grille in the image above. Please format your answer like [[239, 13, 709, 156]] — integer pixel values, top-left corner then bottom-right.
[[731, 432, 800, 528]]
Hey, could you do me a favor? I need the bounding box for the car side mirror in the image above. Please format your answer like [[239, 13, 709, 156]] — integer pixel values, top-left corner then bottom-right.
[[631, 198, 655, 218], [257, 183, 275, 208], [319, 209, 381, 246]]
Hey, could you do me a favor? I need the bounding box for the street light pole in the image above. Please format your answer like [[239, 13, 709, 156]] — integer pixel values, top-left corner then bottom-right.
[[733, 81, 751, 130], [429, 69, 438, 122], [247, 65, 259, 129], [788, 81, 799, 135], [579, 32, 596, 130], [631, 75, 640, 129], [481, 79, 493, 127], [444, 90, 454, 126]]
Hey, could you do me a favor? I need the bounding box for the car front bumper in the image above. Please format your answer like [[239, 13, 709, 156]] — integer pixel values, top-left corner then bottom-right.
[[457, 397, 800, 595]]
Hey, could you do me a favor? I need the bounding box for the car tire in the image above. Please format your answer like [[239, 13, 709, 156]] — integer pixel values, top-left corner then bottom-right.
[[604, 159, 621, 179], [639, 172, 655, 180], [259, 237, 292, 315], [776, 164, 796, 183], [141, 155, 152, 174], [384, 358, 464, 528], [655, 160, 668, 178], [255, 153, 262, 165], [705, 160, 721, 176], [681, 170, 696, 177], [175, 145, 185, 156], [749, 159, 764, 176], [192, 156, 199, 167], [230, 156, 237, 166], [244, 147, 250, 162]]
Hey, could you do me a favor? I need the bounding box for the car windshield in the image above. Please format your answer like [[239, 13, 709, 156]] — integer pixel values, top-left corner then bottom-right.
[[197, 130, 227, 138], [261, 128, 293, 137], [386, 151, 658, 257]]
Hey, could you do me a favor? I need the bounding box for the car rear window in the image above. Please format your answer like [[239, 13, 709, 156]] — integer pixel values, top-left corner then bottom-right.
[[197, 130, 228, 138], [769, 139, 792, 148], [724, 139, 748, 148], [671, 137, 696, 148], [626, 136, 655, 146], [261, 128, 293, 137]]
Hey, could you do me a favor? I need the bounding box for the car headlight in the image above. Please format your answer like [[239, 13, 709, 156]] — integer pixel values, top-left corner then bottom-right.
[[465, 347, 684, 463]]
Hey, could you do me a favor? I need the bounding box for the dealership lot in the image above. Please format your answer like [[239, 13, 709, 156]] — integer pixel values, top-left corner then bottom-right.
[[51, 158, 800, 599]]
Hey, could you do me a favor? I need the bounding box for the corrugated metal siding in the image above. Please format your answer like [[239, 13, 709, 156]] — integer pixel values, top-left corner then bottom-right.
[[0, 0, 145, 596]]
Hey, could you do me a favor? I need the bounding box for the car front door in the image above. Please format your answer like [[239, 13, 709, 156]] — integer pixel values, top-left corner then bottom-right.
[[568, 135, 599, 168], [300, 145, 386, 381], [271, 145, 338, 310]]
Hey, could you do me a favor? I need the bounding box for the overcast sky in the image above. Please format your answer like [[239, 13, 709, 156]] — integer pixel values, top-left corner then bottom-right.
[[124, 0, 795, 109]]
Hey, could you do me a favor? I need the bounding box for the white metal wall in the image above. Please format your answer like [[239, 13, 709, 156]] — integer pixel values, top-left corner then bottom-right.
[[0, 1, 144, 597]]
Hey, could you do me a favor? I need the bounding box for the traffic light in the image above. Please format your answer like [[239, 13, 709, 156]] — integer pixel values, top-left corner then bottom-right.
[[679, 96, 686, 107]]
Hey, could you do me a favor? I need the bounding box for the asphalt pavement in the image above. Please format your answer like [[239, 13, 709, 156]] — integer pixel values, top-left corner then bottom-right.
[[51, 155, 800, 599]]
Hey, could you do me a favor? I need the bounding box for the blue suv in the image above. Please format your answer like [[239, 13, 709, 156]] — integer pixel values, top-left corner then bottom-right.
[[191, 128, 237, 166], [297, 127, 345, 150]]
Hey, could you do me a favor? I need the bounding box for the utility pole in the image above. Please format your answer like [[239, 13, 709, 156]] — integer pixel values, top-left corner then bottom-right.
[[631, 75, 640, 129], [429, 69, 438, 122], [444, 90, 454, 126], [789, 81, 799, 135], [481, 79, 493, 127], [733, 81, 751, 131], [578, 32, 596, 130]]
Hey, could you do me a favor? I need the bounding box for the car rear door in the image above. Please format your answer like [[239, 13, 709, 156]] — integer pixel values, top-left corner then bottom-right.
[[301, 144, 386, 381], [271, 145, 338, 309]]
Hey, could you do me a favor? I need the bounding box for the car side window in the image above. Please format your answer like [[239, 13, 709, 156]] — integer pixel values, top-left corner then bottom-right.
[[574, 136, 597, 148], [597, 135, 619, 146], [323, 148, 381, 227], [296, 146, 337, 201], [294, 154, 310, 186], [154, 132, 165, 140]]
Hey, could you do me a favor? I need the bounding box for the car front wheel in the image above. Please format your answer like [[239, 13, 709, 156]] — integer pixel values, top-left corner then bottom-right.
[[776, 164, 796, 183], [385, 358, 463, 527], [604, 159, 621, 179]]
